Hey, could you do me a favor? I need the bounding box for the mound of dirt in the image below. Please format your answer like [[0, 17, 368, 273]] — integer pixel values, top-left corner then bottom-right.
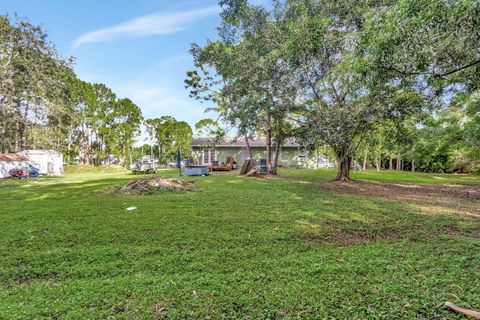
[[119, 177, 195, 193]]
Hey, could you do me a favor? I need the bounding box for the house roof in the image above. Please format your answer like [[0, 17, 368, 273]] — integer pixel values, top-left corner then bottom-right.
[[17, 149, 61, 156], [192, 137, 301, 148], [0, 154, 30, 161]]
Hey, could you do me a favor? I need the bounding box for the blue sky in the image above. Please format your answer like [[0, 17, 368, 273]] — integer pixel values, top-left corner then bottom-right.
[[2, 0, 270, 141]]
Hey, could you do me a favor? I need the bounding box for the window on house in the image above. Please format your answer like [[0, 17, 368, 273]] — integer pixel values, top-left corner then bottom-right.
[[203, 149, 216, 164], [203, 150, 209, 164], [210, 150, 216, 163]]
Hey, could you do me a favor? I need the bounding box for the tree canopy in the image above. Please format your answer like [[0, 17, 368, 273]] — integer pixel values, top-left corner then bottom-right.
[[0, 15, 143, 165], [186, 0, 480, 178], [145, 116, 193, 164]]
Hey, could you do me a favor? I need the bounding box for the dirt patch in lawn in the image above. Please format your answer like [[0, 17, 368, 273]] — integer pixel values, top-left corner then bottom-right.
[[328, 181, 480, 217]]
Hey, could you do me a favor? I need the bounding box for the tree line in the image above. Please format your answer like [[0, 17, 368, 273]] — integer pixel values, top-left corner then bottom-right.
[[0, 14, 226, 167], [140, 117, 226, 165], [186, 0, 480, 179], [0, 15, 143, 165]]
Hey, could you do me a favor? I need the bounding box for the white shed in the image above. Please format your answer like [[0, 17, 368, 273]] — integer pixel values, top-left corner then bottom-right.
[[17, 150, 64, 176], [0, 154, 30, 178]]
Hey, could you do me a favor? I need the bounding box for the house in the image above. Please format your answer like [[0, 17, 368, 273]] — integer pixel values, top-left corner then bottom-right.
[[16, 150, 63, 176], [191, 137, 335, 169], [0, 154, 30, 178]]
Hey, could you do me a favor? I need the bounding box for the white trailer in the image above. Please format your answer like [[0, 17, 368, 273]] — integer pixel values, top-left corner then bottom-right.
[[17, 150, 63, 176]]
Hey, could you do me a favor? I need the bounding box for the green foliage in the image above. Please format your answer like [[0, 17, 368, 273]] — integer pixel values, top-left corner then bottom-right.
[[356, 0, 480, 173], [66, 81, 143, 165], [187, 2, 300, 173], [0, 14, 74, 153], [0, 15, 144, 165], [359, 102, 480, 173], [145, 117, 193, 164], [187, 1, 433, 179], [194, 118, 225, 143], [188, 0, 480, 176], [280, 1, 429, 179], [364, 0, 480, 86]]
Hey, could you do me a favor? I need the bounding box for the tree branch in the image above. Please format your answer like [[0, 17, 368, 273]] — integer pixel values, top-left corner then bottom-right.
[[377, 59, 480, 78]]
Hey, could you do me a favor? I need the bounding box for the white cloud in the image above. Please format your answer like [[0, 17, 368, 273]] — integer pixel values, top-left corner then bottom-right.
[[73, 6, 220, 48], [158, 54, 190, 67], [122, 84, 201, 117], [108, 80, 212, 121]]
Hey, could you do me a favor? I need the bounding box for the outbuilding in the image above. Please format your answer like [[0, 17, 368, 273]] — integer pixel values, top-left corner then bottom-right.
[[0, 154, 30, 178], [16, 150, 64, 176]]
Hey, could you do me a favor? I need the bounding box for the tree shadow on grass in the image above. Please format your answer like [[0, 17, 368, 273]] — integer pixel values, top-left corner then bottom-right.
[[281, 179, 480, 247], [0, 173, 193, 201], [0, 178, 131, 201]]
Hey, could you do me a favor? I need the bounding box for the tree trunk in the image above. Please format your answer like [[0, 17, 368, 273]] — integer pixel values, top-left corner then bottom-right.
[[363, 149, 368, 170], [67, 131, 72, 163], [396, 152, 401, 170], [160, 144, 164, 165], [272, 141, 281, 175], [389, 156, 393, 170], [20, 105, 29, 151], [21, 122, 28, 150], [266, 122, 272, 173], [412, 159, 415, 172], [86, 126, 91, 165], [245, 135, 253, 160], [376, 157, 381, 171], [14, 121, 20, 152], [0, 107, 6, 153], [335, 150, 351, 181]]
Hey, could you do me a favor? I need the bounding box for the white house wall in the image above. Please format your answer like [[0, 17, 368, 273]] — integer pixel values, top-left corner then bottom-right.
[[0, 160, 30, 178]]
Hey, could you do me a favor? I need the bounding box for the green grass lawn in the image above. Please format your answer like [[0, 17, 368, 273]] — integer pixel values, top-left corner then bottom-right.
[[281, 168, 480, 184], [0, 168, 479, 319]]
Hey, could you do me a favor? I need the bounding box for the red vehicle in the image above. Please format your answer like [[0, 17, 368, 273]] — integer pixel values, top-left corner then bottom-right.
[[8, 168, 28, 178]]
